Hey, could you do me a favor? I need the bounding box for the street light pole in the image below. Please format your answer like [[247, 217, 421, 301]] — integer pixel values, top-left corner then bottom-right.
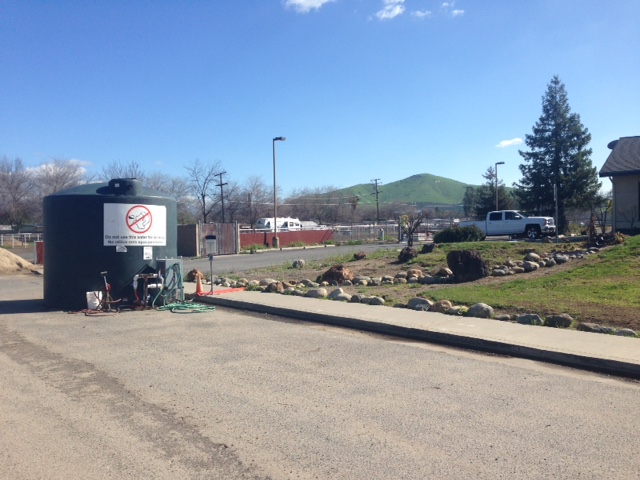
[[272, 136, 286, 248], [495, 161, 505, 210]]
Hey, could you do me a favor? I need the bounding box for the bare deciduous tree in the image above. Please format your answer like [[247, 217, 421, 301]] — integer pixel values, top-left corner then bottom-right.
[[400, 212, 426, 247], [285, 186, 339, 224], [100, 160, 146, 182], [184, 159, 223, 223], [33, 158, 87, 197], [239, 176, 271, 227], [144, 172, 195, 224], [0, 156, 36, 227]]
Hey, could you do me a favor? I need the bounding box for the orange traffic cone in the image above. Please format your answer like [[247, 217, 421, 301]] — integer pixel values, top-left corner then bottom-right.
[[195, 275, 204, 296]]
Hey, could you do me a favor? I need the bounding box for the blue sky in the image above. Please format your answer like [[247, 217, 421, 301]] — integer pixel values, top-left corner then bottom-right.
[[2, 0, 639, 196]]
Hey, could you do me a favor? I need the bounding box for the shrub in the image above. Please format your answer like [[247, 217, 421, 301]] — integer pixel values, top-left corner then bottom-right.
[[243, 243, 268, 253], [433, 225, 484, 244], [345, 240, 364, 246]]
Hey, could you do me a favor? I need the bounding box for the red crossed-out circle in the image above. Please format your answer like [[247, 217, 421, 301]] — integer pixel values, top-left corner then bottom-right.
[[126, 205, 153, 234]]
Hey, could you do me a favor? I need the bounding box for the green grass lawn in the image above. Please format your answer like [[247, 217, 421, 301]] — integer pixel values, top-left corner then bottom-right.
[[423, 236, 640, 324]]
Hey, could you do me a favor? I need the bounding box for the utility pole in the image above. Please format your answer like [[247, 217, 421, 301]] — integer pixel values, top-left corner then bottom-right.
[[494, 161, 504, 211], [215, 171, 228, 223], [371, 179, 381, 222]]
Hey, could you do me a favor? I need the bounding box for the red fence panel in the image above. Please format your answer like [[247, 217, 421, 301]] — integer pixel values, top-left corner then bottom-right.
[[240, 230, 333, 249], [35, 240, 44, 265]]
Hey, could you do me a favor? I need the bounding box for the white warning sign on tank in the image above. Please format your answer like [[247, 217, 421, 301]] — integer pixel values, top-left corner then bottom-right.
[[104, 204, 167, 246]]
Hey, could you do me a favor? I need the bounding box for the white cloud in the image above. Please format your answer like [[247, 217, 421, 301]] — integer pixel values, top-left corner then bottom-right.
[[496, 138, 523, 148], [411, 10, 433, 18], [376, 0, 405, 20], [283, 0, 336, 14], [441, 1, 464, 17]]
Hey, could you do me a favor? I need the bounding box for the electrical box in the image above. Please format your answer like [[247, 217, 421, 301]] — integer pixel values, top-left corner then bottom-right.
[[156, 257, 184, 303]]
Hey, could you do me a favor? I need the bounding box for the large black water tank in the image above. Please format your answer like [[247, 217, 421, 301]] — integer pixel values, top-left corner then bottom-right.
[[43, 178, 178, 310]]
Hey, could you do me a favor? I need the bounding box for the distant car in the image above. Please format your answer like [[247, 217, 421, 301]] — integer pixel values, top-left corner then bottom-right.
[[459, 210, 556, 240]]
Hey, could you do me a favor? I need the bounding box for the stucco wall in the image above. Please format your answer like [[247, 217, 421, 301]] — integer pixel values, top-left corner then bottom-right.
[[613, 175, 640, 230]]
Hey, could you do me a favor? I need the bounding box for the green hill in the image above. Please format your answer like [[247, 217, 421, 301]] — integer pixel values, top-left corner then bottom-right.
[[331, 173, 477, 207]]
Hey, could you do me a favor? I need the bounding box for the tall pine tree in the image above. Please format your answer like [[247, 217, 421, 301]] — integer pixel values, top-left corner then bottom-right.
[[515, 75, 600, 234]]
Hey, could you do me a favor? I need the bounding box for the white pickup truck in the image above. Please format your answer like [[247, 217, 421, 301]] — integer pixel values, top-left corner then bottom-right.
[[459, 210, 556, 240]]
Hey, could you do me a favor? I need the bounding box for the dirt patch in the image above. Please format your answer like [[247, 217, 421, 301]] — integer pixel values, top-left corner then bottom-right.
[[0, 248, 41, 276]]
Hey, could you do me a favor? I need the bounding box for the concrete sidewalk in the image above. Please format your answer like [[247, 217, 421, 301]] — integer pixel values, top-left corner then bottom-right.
[[186, 283, 640, 379]]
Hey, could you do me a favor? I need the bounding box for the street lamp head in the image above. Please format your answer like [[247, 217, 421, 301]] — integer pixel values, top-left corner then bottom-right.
[[273, 136, 286, 142], [496, 161, 505, 166]]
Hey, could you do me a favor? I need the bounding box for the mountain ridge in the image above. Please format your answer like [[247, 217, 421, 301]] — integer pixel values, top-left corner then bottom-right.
[[329, 173, 479, 207]]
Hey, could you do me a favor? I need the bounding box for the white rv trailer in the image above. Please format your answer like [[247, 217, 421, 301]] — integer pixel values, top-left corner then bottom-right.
[[255, 217, 302, 231]]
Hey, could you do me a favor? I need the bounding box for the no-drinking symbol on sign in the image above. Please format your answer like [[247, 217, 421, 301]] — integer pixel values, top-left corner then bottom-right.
[[103, 203, 167, 246], [126, 205, 152, 234]]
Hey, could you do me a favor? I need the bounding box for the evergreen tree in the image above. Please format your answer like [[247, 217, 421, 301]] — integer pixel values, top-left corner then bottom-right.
[[515, 75, 600, 234], [474, 166, 515, 217], [462, 187, 477, 218]]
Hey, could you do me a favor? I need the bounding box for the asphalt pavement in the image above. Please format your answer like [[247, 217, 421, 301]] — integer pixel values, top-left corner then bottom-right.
[[186, 282, 640, 379], [8, 242, 640, 379]]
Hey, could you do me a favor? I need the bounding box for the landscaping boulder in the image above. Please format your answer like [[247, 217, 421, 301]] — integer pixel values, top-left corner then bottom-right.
[[544, 314, 573, 328], [328, 288, 352, 302], [398, 246, 418, 263], [446, 250, 489, 283], [577, 322, 615, 334], [292, 259, 306, 268], [318, 265, 355, 285], [525, 252, 541, 262], [306, 288, 328, 299], [334, 293, 352, 302], [431, 266, 453, 277], [369, 296, 386, 306], [353, 251, 367, 260], [616, 328, 637, 337], [421, 243, 437, 254], [467, 303, 494, 319], [406, 268, 423, 278], [430, 300, 453, 313], [516, 314, 543, 325], [350, 294, 364, 303], [446, 306, 465, 315], [186, 269, 204, 282], [327, 288, 345, 300], [407, 297, 433, 311], [264, 281, 284, 293], [418, 275, 435, 285]]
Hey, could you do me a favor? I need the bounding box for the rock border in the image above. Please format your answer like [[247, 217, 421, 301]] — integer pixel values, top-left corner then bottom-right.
[[204, 248, 638, 338]]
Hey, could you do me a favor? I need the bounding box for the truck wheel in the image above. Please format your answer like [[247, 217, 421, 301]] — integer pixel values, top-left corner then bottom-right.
[[525, 225, 541, 240]]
